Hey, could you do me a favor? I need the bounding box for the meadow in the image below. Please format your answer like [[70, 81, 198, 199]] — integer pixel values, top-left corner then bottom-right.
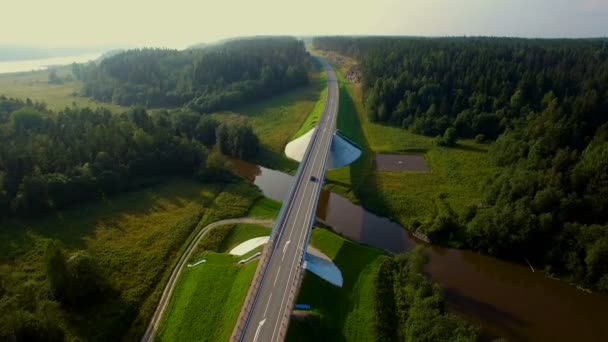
[[211, 69, 327, 172], [321, 53, 495, 232], [0, 178, 261, 341], [0, 67, 127, 112]]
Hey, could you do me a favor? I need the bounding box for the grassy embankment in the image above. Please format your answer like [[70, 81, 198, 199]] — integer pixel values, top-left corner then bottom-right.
[[156, 223, 272, 342], [0, 178, 262, 341], [156, 195, 385, 341], [320, 52, 496, 239], [211, 63, 328, 172], [0, 66, 127, 112], [287, 228, 385, 341]]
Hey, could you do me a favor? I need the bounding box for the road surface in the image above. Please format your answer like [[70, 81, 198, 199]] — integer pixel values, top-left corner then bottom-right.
[[236, 59, 339, 342]]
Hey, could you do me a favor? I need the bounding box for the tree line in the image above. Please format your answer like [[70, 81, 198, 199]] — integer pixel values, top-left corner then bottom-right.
[[75, 37, 310, 112], [0, 96, 259, 216], [374, 248, 478, 341], [314, 36, 608, 291]]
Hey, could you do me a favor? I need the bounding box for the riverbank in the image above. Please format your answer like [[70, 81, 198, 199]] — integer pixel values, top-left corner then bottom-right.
[[231, 160, 608, 341], [319, 53, 495, 246]]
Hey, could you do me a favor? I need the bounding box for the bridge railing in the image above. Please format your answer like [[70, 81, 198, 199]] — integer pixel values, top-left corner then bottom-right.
[[230, 119, 322, 342], [276, 80, 338, 341]]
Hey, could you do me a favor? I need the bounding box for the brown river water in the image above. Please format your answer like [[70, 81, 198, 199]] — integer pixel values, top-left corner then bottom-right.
[[231, 160, 608, 341]]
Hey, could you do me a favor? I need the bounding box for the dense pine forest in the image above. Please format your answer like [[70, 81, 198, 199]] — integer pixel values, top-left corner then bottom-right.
[[76, 37, 310, 111], [0, 96, 258, 216], [314, 37, 608, 291]]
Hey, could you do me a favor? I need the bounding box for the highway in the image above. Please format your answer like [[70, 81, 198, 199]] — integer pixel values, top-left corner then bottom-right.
[[234, 58, 339, 342]]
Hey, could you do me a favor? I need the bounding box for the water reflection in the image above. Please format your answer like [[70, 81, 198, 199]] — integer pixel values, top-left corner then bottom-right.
[[231, 159, 608, 341]]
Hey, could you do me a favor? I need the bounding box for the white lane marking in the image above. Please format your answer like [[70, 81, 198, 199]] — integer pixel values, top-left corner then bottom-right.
[[268, 64, 338, 341], [264, 294, 273, 316], [282, 240, 291, 254], [253, 318, 266, 342], [273, 266, 282, 286], [282, 240, 291, 261], [270, 160, 322, 341]]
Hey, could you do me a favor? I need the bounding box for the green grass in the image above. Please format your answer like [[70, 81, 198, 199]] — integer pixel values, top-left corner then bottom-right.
[[322, 60, 496, 231], [291, 72, 327, 139], [0, 67, 128, 113], [156, 253, 258, 342], [211, 71, 327, 172], [219, 224, 271, 253], [157, 223, 270, 341], [0, 178, 261, 341], [287, 228, 386, 341], [247, 197, 281, 219]]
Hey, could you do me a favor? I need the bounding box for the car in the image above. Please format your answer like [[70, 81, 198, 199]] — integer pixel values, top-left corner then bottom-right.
[[310, 176, 318, 182]]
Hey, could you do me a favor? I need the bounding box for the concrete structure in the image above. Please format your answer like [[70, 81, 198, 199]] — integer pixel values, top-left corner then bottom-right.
[[232, 59, 345, 342], [304, 246, 343, 287], [285, 130, 361, 170], [230, 236, 343, 287], [230, 237, 270, 256]]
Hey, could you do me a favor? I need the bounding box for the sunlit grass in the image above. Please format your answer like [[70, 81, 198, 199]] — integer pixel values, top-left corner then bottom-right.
[[157, 223, 270, 342], [0, 178, 261, 341], [320, 56, 495, 230], [0, 67, 128, 112], [210, 71, 326, 172]]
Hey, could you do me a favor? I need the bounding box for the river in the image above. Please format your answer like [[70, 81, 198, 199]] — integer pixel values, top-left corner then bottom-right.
[[231, 159, 608, 341], [0, 52, 101, 74]]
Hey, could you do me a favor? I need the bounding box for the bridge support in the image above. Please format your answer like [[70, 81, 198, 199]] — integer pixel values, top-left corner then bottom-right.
[[285, 128, 361, 169], [303, 246, 343, 287], [228, 237, 343, 287]]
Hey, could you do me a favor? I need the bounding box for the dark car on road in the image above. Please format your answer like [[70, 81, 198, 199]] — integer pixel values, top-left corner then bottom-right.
[[310, 176, 318, 182]]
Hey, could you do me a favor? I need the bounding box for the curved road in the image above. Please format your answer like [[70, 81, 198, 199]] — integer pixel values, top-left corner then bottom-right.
[[141, 217, 275, 342]]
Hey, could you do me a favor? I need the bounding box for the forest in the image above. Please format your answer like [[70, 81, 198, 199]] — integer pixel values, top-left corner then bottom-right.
[[76, 37, 310, 112], [374, 248, 478, 342], [314, 37, 608, 291], [0, 96, 259, 216]]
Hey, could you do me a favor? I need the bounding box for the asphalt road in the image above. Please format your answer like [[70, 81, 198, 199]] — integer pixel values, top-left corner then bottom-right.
[[238, 59, 339, 342]]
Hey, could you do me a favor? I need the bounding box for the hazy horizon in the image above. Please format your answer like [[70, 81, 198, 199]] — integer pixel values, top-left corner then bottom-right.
[[1, 0, 606, 50]]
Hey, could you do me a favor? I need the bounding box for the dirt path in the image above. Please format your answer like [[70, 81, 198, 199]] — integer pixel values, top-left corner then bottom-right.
[[141, 217, 274, 342]]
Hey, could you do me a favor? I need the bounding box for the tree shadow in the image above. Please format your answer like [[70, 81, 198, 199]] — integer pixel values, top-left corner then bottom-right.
[[451, 143, 489, 153], [331, 78, 396, 229], [252, 146, 298, 172], [291, 229, 383, 341], [441, 287, 529, 342]]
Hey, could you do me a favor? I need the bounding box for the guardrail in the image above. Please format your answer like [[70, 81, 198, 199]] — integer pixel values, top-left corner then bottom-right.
[[276, 76, 338, 341], [232, 60, 338, 342], [230, 118, 322, 342]]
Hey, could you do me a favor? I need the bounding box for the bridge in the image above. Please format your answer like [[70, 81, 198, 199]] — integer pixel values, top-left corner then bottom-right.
[[231, 58, 359, 341]]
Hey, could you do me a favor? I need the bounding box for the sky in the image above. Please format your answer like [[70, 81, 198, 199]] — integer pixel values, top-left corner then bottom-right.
[[1, 0, 607, 49]]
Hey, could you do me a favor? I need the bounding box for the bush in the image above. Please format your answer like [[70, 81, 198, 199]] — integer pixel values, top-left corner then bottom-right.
[[45, 242, 106, 307], [66, 251, 106, 305], [474, 134, 486, 144]]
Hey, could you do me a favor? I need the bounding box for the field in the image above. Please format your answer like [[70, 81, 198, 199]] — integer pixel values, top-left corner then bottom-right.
[[287, 228, 385, 341], [0, 67, 127, 112], [156, 196, 385, 342], [247, 197, 282, 219], [0, 178, 261, 341], [157, 223, 272, 342], [321, 52, 496, 230], [211, 70, 327, 172]]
